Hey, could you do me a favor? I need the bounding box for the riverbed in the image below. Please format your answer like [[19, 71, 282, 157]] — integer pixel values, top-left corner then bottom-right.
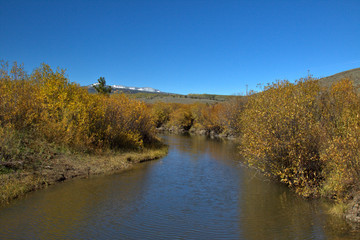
[[0, 135, 358, 239]]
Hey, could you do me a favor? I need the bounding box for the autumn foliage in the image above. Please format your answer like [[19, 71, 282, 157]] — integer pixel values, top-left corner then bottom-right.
[[150, 97, 246, 137], [240, 79, 324, 197], [2, 60, 360, 201], [240, 78, 360, 199], [151, 77, 360, 200], [320, 79, 360, 200], [0, 61, 157, 168]]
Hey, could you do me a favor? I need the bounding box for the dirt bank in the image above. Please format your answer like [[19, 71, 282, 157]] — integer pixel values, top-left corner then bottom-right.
[[0, 146, 168, 206]]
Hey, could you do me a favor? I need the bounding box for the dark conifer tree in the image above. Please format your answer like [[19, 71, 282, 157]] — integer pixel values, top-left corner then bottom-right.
[[94, 77, 111, 95]]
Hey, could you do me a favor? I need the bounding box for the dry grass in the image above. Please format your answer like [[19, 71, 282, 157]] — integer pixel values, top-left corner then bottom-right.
[[319, 67, 360, 89], [328, 201, 348, 216]]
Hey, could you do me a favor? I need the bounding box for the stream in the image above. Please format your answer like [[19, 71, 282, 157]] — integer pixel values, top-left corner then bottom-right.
[[0, 134, 359, 239]]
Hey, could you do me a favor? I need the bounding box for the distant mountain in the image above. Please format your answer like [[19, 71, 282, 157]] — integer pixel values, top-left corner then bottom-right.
[[85, 83, 233, 104], [87, 83, 162, 94], [318, 67, 360, 88]]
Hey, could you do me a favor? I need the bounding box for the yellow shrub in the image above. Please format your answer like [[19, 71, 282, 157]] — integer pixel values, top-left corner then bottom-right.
[[321, 79, 360, 199], [194, 103, 224, 133], [240, 79, 323, 197], [151, 102, 172, 127], [100, 94, 156, 149], [169, 104, 194, 131], [218, 96, 247, 135], [0, 61, 158, 155]]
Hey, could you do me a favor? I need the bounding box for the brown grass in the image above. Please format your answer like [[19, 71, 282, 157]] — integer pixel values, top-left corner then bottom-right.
[[0, 146, 168, 206]]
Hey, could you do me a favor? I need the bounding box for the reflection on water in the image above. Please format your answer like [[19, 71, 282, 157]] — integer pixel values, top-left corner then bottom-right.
[[0, 134, 359, 239], [240, 170, 324, 239]]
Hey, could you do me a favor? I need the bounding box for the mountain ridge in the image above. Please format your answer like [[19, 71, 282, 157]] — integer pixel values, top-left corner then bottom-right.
[[85, 67, 360, 101], [87, 83, 162, 94]]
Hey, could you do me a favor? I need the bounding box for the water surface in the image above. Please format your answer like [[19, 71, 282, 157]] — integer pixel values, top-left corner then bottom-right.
[[0, 134, 358, 239]]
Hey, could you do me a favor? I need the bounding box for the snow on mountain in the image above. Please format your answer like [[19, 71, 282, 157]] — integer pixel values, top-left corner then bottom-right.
[[89, 83, 161, 93], [110, 85, 161, 93], [111, 85, 125, 89], [138, 87, 161, 93]]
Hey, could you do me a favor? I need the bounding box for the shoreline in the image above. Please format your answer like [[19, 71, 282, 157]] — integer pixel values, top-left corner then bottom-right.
[[157, 128, 360, 225], [1, 130, 359, 226], [0, 146, 168, 206], [156, 126, 238, 140]]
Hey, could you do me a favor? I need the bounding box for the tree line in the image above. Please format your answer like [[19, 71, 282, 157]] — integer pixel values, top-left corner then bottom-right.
[[1, 61, 359, 203], [150, 77, 360, 202]]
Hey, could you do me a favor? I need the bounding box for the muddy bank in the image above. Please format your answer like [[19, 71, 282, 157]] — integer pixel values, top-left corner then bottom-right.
[[0, 146, 168, 206]]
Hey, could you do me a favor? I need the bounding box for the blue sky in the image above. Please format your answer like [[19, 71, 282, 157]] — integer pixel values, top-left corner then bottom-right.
[[1, 0, 360, 95]]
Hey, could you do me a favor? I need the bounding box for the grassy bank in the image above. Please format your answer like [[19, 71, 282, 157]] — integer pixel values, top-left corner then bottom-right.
[[0, 61, 168, 206], [0, 145, 168, 206]]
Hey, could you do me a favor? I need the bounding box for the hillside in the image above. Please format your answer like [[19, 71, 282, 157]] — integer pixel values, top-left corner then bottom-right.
[[85, 68, 360, 103], [318, 67, 360, 88], [86, 84, 233, 104], [127, 93, 233, 104], [86, 84, 162, 94]]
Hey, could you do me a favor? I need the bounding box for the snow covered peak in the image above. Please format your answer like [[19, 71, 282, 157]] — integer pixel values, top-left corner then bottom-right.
[[110, 84, 161, 93], [111, 85, 126, 89], [138, 87, 161, 93], [89, 83, 161, 93]]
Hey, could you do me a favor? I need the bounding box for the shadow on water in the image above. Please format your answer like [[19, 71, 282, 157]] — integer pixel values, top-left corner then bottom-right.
[[0, 134, 359, 239]]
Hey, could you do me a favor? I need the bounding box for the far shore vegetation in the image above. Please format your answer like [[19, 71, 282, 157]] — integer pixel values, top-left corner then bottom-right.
[[1, 60, 360, 219], [148, 69, 360, 213]]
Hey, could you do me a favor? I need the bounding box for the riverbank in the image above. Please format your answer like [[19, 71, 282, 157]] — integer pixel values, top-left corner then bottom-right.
[[158, 128, 360, 225], [3, 134, 358, 239], [156, 126, 238, 140], [0, 145, 168, 206]]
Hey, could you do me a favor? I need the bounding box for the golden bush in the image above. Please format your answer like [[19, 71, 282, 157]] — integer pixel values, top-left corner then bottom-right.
[[321, 79, 360, 199], [0, 61, 157, 158], [169, 104, 194, 131], [240, 79, 323, 197], [151, 102, 172, 128]]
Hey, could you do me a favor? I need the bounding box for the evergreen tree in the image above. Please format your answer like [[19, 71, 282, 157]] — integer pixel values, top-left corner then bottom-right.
[[94, 77, 111, 95]]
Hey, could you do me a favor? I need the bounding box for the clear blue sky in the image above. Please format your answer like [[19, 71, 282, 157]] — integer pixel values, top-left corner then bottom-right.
[[1, 0, 360, 95]]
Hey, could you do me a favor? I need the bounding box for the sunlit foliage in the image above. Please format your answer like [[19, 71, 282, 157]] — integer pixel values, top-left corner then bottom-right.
[[4, 59, 360, 201], [0, 61, 157, 167], [320, 79, 360, 200], [151, 102, 173, 128], [150, 101, 240, 135], [240, 79, 324, 197], [140, 76, 360, 200], [239, 77, 360, 199], [169, 104, 194, 131], [217, 96, 247, 135]]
